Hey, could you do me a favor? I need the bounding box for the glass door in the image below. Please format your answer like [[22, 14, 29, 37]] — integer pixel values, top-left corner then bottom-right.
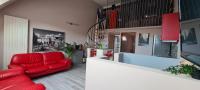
[[114, 35, 121, 53]]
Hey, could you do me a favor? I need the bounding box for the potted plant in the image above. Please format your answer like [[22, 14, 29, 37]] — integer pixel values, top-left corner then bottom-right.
[[62, 43, 74, 59], [165, 65, 200, 80], [98, 42, 103, 49]]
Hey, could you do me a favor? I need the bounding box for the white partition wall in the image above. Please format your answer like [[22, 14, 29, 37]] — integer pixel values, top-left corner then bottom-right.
[[85, 58, 200, 90], [3, 15, 28, 69]]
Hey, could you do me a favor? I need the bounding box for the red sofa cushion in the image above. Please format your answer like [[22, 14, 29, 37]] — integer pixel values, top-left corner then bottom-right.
[[26, 66, 49, 74], [11, 53, 44, 68], [0, 75, 45, 90], [0, 75, 33, 89], [7, 83, 45, 90], [0, 69, 46, 90], [48, 62, 66, 70], [21, 63, 43, 68], [18, 84, 45, 90], [43, 52, 65, 65], [0, 68, 24, 80]]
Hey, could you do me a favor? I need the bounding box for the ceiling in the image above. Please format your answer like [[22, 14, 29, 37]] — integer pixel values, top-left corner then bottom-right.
[[0, 0, 119, 9], [0, 0, 16, 10], [93, 0, 121, 6]]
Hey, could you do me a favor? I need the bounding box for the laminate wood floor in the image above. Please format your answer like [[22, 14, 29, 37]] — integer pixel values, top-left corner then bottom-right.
[[34, 64, 86, 90]]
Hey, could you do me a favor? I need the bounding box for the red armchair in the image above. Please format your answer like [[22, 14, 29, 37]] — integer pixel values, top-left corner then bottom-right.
[[9, 52, 72, 78], [0, 68, 45, 90]]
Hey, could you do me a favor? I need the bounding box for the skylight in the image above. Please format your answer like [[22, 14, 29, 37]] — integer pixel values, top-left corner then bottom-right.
[[0, 0, 10, 5]]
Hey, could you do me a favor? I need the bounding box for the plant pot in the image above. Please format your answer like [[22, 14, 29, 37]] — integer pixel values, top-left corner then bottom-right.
[[191, 70, 200, 80], [75, 45, 80, 50]]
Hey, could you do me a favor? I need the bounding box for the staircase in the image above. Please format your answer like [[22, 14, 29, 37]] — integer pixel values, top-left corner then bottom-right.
[[86, 18, 106, 48]]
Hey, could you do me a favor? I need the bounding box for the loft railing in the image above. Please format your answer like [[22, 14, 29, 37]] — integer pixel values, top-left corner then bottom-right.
[[104, 0, 174, 29], [86, 0, 175, 48]]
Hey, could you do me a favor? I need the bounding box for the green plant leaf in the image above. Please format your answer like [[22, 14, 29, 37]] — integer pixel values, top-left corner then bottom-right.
[[165, 65, 199, 76]]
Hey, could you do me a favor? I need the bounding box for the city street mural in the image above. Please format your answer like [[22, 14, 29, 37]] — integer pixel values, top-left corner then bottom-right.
[[32, 28, 65, 52]]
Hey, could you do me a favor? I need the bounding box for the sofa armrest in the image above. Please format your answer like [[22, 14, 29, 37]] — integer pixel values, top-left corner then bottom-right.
[[60, 59, 72, 65], [0, 68, 24, 80], [22, 84, 46, 90]]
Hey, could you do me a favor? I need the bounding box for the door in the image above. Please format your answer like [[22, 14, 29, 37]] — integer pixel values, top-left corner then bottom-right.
[[114, 35, 121, 53], [108, 33, 121, 53], [108, 33, 115, 49], [3, 15, 28, 69], [120, 32, 136, 53]]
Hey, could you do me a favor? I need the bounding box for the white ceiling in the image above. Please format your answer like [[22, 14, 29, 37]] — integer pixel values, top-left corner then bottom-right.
[[0, 0, 16, 9], [93, 0, 120, 6], [0, 0, 118, 9]]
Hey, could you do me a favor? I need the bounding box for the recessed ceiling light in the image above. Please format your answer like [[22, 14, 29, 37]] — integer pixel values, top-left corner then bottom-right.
[[0, 0, 10, 5]]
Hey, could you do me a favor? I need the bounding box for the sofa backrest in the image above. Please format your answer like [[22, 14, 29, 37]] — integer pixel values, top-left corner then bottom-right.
[[11, 53, 44, 68], [42, 52, 65, 65]]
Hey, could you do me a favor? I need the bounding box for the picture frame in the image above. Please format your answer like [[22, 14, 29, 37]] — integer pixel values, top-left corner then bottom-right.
[[138, 33, 150, 46], [32, 28, 65, 52]]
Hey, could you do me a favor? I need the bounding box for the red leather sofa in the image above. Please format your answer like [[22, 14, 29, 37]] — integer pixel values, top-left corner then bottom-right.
[[0, 68, 45, 90], [8, 52, 72, 78]]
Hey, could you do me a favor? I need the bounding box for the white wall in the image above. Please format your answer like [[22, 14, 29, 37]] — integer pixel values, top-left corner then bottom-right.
[[0, 13, 3, 69], [85, 58, 200, 90], [0, 0, 99, 69], [28, 22, 88, 52]]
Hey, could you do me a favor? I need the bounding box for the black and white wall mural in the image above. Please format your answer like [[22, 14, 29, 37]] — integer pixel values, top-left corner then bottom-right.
[[32, 28, 65, 52]]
